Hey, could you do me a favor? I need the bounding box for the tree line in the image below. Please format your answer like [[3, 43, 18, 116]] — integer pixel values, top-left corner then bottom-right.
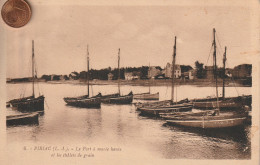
[[39, 62, 252, 81]]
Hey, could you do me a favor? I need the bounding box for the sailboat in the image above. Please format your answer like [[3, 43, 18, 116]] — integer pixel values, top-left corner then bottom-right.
[[166, 29, 248, 128], [101, 48, 133, 104], [63, 46, 101, 108], [8, 40, 45, 112], [133, 64, 159, 100], [192, 34, 248, 110], [138, 37, 193, 116]]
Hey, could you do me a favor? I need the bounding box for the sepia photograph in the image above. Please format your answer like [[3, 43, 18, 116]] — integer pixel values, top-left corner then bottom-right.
[[0, 0, 259, 164]]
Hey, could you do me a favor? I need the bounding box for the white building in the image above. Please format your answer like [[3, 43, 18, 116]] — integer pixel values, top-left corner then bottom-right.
[[164, 63, 181, 78]]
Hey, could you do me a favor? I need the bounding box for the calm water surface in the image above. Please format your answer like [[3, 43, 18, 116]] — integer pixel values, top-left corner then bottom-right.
[[6, 83, 251, 159]]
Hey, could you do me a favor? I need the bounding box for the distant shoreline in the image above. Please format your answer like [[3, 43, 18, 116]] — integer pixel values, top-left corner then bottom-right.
[[7, 79, 251, 87]]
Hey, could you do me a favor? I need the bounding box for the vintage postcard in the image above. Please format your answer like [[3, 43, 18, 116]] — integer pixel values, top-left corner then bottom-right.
[[0, 0, 259, 164]]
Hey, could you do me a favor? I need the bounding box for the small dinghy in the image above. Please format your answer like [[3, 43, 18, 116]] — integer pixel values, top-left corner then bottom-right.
[[6, 112, 39, 126]]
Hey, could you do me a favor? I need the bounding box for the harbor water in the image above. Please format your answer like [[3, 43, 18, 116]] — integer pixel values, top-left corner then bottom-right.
[[6, 83, 251, 159]]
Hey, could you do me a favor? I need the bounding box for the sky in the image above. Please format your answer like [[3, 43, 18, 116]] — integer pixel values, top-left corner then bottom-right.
[[2, 1, 259, 78]]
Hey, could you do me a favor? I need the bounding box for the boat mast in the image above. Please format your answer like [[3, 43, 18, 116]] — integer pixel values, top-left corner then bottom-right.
[[222, 46, 227, 99], [87, 45, 90, 96], [148, 62, 151, 94], [118, 48, 121, 95], [32, 40, 35, 98], [213, 28, 220, 114], [171, 36, 176, 103]]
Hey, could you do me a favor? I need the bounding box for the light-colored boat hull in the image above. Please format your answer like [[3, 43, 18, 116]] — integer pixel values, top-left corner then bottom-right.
[[166, 117, 247, 128], [133, 92, 159, 100]]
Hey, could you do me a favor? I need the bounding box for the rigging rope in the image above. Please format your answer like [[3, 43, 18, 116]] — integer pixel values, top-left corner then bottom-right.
[[45, 99, 50, 109], [216, 31, 240, 97], [33, 54, 43, 96], [226, 62, 240, 96], [205, 44, 213, 67], [216, 32, 224, 55]]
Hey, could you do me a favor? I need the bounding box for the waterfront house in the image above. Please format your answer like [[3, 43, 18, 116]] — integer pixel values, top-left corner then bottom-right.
[[232, 64, 252, 78], [183, 69, 195, 80], [107, 73, 113, 80], [148, 66, 162, 79], [69, 72, 80, 80], [163, 63, 181, 78], [124, 71, 141, 80]]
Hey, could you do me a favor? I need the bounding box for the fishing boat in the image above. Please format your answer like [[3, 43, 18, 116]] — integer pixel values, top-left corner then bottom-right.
[[192, 42, 246, 110], [139, 103, 193, 116], [101, 48, 133, 104], [63, 46, 101, 108], [160, 110, 216, 120], [166, 116, 247, 129], [138, 37, 192, 117], [166, 29, 248, 129], [8, 40, 45, 112], [133, 64, 159, 100], [6, 112, 39, 126], [133, 92, 159, 100]]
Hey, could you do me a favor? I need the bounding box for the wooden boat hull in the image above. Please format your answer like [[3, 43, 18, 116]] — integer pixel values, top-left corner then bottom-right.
[[6, 112, 39, 126], [139, 104, 193, 117], [193, 99, 242, 110], [135, 98, 189, 111], [160, 110, 215, 119], [135, 100, 172, 110], [166, 117, 247, 129], [133, 92, 159, 100], [101, 95, 133, 104], [192, 95, 251, 110], [101, 93, 120, 99], [64, 97, 101, 108], [9, 95, 45, 112]]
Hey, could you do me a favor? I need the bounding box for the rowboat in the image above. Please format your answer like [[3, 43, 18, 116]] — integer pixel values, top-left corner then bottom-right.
[[166, 117, 247, 129], [6, 112, 39, 126], [133, 64, 159, 100], [133, 92, 159, 100]]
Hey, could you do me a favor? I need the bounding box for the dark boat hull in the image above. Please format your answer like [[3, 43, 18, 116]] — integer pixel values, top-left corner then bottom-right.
[[64, 97, 101, 108], [192, 95, 251, 110], [135, 98, 189, 111], [6, 112, 39, 126], [139, 104, 193, 117], [193, 99, 243, 110], [101, 93, 133, 104], [9, 95, 45, 112]]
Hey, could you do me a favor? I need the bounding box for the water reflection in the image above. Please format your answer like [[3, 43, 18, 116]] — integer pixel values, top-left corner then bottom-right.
[[162, 124, 251, 159], [6, 83, 251, 159]]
